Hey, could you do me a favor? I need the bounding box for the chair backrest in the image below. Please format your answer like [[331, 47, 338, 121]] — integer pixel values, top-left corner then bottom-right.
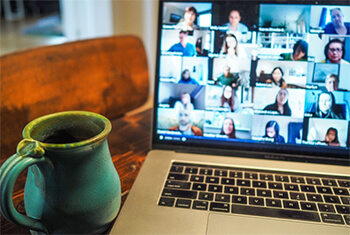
[[1, 35, 149, 157]]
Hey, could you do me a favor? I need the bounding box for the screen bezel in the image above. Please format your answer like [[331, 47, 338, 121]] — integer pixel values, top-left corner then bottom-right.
[[152, 0, 350, 165]]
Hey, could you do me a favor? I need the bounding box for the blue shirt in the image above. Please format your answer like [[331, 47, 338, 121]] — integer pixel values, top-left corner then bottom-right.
[[178, 78, 199, 85], [168, 43, 196, 56]]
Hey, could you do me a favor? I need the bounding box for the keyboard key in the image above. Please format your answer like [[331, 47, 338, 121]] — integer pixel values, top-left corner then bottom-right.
[[260, 174, 273, 181], [324, 195, 340, 204], [273, 190, 289, 199], [317, 186, 332, 194], [344, 215, 350, 225], [210, 202, 230, 213], [266, 199, 282, 208], [208, 185, 223, 193], [198, 192, 214, 201], [175, 199, 191, 208], [170, 166, 184, 173], [338, 180, 350, 188], [275, 175, 289, 182], [224, 186, 239, 194], [162, 189, 197, 199], [230, 171, 243, 178], [300, 202, 317, 211], [249, 197, 264, 206], [206, 176, 220, 184], [199, 168, 213, 176], [221, 178, 235, 185], [245, 172, 258, 179], [231, 205, 320, 222], [237, 179, 251, 187], [190, 175, 204, 182], [253, 181, 267, 188], [333, 188, 349, 196], [300, 185, 316, 193], [306, 178, 321, 185], [307, 193, 323, 202], [232, 195, 247, 204], [214, 170, 228, 177], [269, 182, 283, 190], [215, 194, 230, 202], [185, 167, 198, 174], [159, 197, 175, 207], [318, 203, 336, 213], [192, 183, 207, 191], [291, 176, 305, 184], [321, 213, 344, 225], [322, 179, 337, 187], [165, 180, 191, 189], [283, 200, 300, 210], [192, 201, 208, 210], [168, 173, 189, 181], [341, 196, 350, 205], [257, 189, 272, 197], [241, 187, 255, 196], [284, 183, 299, 191], [336, 205, 350, 214], [290, 192, 306, 201]]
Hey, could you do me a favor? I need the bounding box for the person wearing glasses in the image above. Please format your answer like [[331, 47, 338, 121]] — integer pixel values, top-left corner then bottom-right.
[[319, 38, 349, 64], [324, 8, 350, 35]]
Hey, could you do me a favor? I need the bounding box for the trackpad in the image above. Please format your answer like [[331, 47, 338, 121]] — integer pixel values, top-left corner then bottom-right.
[[206, 213, 348, 235]]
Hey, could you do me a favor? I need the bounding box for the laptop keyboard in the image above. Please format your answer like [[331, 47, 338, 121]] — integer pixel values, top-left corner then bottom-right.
[[158, 162, 350, 226]]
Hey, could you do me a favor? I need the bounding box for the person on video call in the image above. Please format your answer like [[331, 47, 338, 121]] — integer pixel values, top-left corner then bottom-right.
[[221, 85, 236, 112], [220, 117, 236, 139], [263, 120, 285, 143], [311, 92, 343, 119], [319, 38, 349, 64], [322, 127, 341, 146], [263, 88, 292, 116], [178, 69, 199, 85], [325, 74, 339, 92], [265, 67, 287, 88], [176, 6, 199, 31], [223, 10, 248, 42], [280, 40, 308, 61], [168, 30, 196, 56], [214, 65, 240, 87], [221, 33, 247, 72], [174, 92, 194, 112], [324, 8, 350, 35], [169, 109, 203, 136]]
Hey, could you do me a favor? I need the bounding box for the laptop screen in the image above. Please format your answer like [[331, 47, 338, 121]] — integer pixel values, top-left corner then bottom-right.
[[152, 0, 350, 164]]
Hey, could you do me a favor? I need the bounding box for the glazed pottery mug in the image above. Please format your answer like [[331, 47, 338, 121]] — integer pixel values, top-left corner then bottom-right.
[[0, 111, 121, 234]]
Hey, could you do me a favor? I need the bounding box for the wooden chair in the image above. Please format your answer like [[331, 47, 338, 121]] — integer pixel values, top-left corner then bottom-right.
[[1, 35, 149, 158]]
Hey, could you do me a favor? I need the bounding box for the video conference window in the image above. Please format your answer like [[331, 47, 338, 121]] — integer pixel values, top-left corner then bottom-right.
[[309, 5, 350, 35], [156, 1, 350, 149], [162, 2, 212, 30]]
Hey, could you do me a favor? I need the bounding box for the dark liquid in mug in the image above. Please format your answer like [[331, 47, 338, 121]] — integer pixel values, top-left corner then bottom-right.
[[43, 130, 93, 144]]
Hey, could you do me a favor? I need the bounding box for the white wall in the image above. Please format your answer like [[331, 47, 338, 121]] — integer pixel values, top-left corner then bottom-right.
[[60, 0, 113, 41], [113, 0, 159, 94]]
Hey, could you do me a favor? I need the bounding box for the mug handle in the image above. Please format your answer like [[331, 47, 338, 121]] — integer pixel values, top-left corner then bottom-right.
[[0, 139, 50, 233]]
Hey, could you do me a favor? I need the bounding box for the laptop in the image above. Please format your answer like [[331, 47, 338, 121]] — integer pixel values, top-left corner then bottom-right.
[[111, 0, 350, 234]]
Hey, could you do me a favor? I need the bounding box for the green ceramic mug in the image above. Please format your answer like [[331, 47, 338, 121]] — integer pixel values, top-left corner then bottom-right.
[[0, 111, 121, 234]]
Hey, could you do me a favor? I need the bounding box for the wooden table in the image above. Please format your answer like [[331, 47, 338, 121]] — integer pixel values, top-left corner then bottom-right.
[[0, 108, 152, 234]]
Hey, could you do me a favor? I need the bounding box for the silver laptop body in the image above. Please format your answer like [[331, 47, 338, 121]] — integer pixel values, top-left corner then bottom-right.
[[111, 0, 350, 234]]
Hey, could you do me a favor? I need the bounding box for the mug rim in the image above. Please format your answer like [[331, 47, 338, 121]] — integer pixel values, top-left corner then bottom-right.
[[22, 111, 112, 149]]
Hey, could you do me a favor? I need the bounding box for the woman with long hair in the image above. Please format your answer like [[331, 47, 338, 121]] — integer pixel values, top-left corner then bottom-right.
[[263, 120, 285, 143], [263, 89, 291, 116], [221, 85, 235, 112], [220, 117, 236, 139], [323, 127, 340, 146], [312, 92, 342, 119]]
